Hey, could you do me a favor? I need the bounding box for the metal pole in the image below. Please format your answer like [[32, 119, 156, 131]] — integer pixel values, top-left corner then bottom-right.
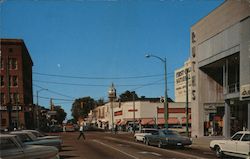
[[111, 98, 114, 133], [36, 90, 39, 129], [164, 58, 168, 130], [133, 92, 135, 134], [185, 69, 189, 137]]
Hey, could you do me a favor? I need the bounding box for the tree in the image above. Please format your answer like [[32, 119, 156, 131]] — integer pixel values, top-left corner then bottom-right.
[[119, 90, 139, 102], [96, 98, 105, 106], [71, 96, 95, 121], [54, 106, 67, 124]]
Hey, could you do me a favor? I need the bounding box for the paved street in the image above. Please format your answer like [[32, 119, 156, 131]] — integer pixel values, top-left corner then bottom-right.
[[57, 131, 218, 159]]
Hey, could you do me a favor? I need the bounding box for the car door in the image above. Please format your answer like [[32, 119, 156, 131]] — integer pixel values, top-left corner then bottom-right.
[[151, 131, 159, 145], [236, 133, 250, 156], [223, 133, 243, 154], [0, 138, 25, 159]]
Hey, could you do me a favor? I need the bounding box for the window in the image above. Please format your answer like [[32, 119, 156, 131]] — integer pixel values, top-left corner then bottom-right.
[[8, 58, 17, 70], [12, 76, 18, 86], [1, 76, 4, 86], [9, 48, 13, 53], [1, 118, 7, 126], [10, 93, 19, 104], [0, 58, 3, 69], [0, 138, 18, 150], [231, 133, 243, 141], [241, 134, 250, 141], [1, 93, 5, 104]]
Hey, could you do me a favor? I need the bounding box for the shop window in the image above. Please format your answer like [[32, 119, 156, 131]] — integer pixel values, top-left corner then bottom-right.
[[1, 119, 7, 126], [1, 76, 4, 86]]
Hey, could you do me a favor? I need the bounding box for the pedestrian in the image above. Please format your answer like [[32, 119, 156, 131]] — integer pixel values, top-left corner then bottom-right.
[[114, 125, 118, 134], [77, 125, 85, 140]]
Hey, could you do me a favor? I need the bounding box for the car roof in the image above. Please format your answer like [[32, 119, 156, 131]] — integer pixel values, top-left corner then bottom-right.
[[142, 128, 158, 130], [0, 134, 16, 138], [10, 131, 33, 135], [236, 131, 250, 134]]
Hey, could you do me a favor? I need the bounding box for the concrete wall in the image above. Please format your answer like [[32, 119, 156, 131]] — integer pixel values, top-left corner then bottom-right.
[[240, 17, 250, 100]]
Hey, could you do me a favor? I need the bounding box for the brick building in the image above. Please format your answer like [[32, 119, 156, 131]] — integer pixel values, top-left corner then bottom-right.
[[0, 39, 34, 130]]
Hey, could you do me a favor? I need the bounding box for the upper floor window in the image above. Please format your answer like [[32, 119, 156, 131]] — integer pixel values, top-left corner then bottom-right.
[[12, 76, 18, 87], [1, 93, 5, 105], [0, 58, 3, 70], [1, 76, 4, 87], [9, 58, 17, 70], [10, 93, 19, 104]]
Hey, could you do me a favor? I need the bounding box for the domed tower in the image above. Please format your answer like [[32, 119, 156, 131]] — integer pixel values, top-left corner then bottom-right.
[[108, 83, 116, 131]]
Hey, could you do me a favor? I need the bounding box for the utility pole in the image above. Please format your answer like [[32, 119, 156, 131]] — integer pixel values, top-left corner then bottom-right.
[[108, 83, 116, 133], [133, 92, 135, 134], [185, 68, 189, 137]]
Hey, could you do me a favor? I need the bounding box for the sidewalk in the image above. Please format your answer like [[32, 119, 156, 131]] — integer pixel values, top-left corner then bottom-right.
[[192, 136, 225, 149]]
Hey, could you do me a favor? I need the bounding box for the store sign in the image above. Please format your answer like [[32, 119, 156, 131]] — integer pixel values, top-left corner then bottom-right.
[[240, 84, 250, 99]]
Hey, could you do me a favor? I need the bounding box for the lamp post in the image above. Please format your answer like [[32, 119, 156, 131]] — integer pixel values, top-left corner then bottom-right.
[[36, 88, 48, 129], [145, 54, 169, 130]]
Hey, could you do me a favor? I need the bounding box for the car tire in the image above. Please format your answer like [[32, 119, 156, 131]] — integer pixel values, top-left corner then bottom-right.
[[215, 146, 223, 158], [134, 137, 138, 142], [145, 138, 150, 146], [158, 141, 162, 148]]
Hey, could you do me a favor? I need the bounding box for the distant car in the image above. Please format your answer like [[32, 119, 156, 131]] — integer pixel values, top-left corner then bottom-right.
[[144, 129, 192, 148], [134, 128, 158, 143], [65, 124, 75, 132], [0, 134, 59, 159], [22, 130, 61, 140], [50, 125, 63, 132], [210, 131, 250, 159], [10, 131, 62, 151]]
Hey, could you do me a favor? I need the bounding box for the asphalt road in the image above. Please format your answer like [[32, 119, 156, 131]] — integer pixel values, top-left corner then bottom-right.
[[57, 131, 220, 159]]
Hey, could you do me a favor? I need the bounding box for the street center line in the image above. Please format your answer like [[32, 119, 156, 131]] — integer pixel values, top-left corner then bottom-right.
[[92, 139, 139, 159], [105, 137, 209, 159]]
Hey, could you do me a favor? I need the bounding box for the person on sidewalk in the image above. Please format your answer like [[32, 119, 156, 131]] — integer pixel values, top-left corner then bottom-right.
[[77, 125, 85, 140]]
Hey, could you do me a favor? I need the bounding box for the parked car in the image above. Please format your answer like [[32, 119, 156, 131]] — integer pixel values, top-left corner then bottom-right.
[[50, 125, 63, 132], [0, 134, 59, 159], [210, 131, 250, 159], [10, 131, 62, 151], [134, 128, 158, 143], [144, 129, 192, 148], [22, 130, 61, 140]]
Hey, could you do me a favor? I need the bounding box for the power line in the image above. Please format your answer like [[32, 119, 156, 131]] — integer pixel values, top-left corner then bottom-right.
[[33, 72, 174, 80], [33, 84, 75, 99], [33, 79, 175, 87]]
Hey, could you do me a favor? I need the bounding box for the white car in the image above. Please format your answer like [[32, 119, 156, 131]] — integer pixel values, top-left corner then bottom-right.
[[0, 134, 59, 159], [134, 128, 158, 143], [210, 131, 250, 159], [22, 130, 61, 140]]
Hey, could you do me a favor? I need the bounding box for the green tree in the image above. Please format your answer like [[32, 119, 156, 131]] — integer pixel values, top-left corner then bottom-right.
[[71, 96, 95, 121], [119, 90, 139, 102], [54, 106, 67, 124]]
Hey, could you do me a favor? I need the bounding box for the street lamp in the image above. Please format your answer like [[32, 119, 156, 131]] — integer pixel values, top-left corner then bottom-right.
[[36, 88, 48, 129], [145, 54, 169, 130]]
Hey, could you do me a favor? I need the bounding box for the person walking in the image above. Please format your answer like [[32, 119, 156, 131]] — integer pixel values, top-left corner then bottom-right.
[[114, 125, 118, 134], [77, 124, 85, 140]]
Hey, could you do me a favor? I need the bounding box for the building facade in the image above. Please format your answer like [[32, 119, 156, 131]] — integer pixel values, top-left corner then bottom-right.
[[175, 58, 192, 102], [190, 0, 250, 137], [0, 39, 34, 130], [89, 99, 191, 132]]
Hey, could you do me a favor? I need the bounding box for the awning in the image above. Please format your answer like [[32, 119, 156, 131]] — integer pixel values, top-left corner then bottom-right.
[[181, 117, 191, 124], [141, 119, 155, 125], [158, 118, 180, 125], [119, 120, 128, 125], [115, 119, 121, 125]]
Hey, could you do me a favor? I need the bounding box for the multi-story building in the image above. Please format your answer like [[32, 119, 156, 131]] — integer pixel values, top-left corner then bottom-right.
[[190, 1, 250, 137], [0, 39, 34, 130], [175, 58, 192, 102]]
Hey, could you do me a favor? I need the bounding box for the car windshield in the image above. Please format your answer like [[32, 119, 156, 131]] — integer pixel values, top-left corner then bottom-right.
[[162, 130, 180, 136], [144, 130, 157, 133]]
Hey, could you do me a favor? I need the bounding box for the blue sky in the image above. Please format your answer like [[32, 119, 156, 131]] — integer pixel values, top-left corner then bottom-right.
[[1, 0, 224, 119]]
